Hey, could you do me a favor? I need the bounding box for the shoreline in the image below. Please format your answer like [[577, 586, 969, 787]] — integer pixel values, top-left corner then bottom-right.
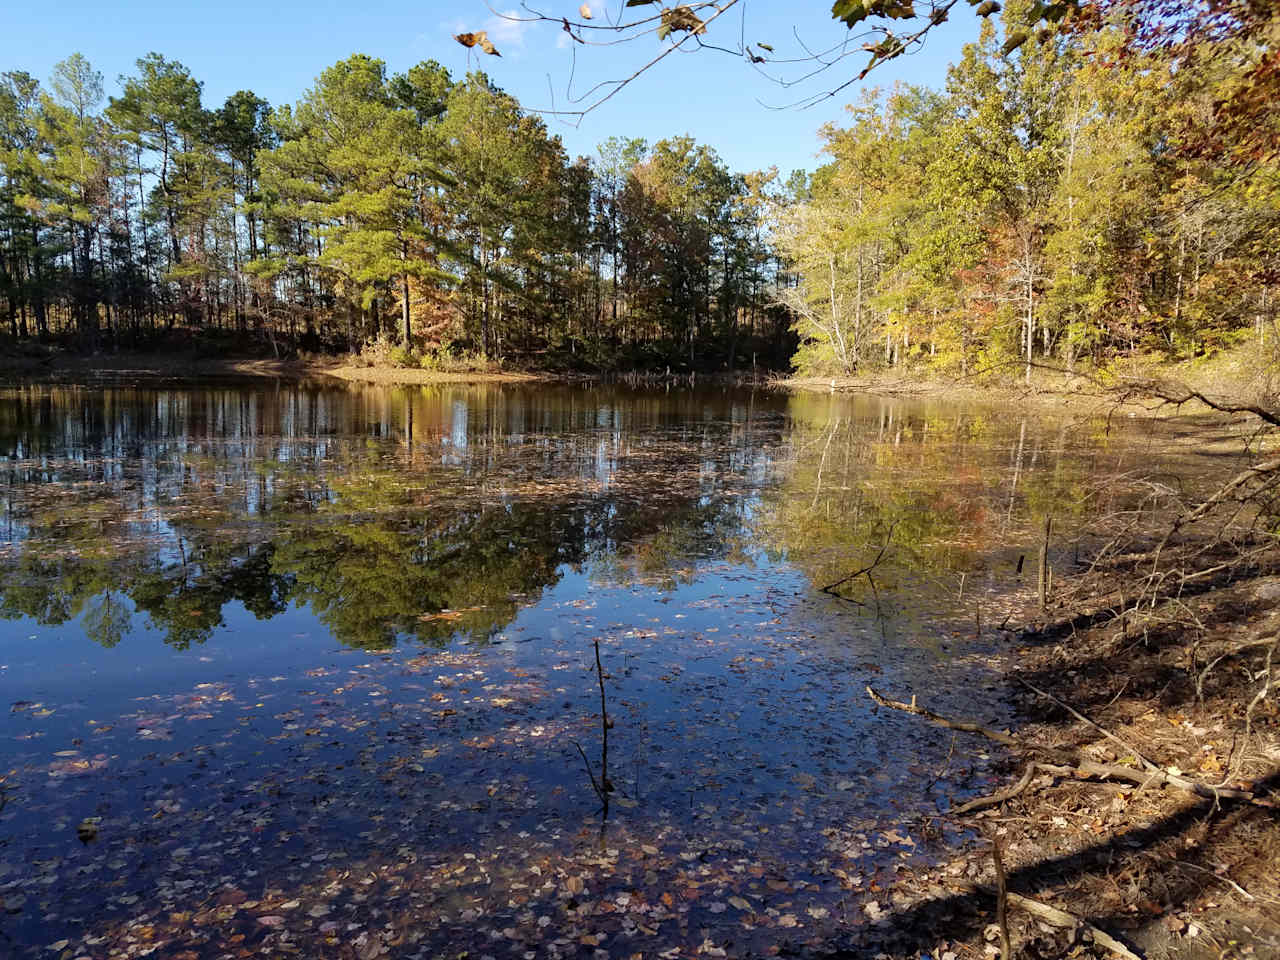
[[878, 541, 1280, 960], [0, 352, 1222, 427], [0, 348, 1193, 404]]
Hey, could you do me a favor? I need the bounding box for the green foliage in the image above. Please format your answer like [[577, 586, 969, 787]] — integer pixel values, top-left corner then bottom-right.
[[783, 6, 1280, 380], [0, 51, 786, 370]]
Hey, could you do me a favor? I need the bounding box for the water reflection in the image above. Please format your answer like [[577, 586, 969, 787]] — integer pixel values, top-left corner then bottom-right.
[[1, 384, 1117, 651], [0, 382, 1163, 958], [2, 384, 784, 649]]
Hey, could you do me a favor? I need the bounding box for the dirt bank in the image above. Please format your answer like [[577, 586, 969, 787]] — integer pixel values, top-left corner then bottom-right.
[[844, 528, 1280, 960], [0, 345, 312, 381]]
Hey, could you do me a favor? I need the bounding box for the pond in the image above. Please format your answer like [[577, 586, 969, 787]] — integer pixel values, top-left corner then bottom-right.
[[0, 381, 1185, 959]]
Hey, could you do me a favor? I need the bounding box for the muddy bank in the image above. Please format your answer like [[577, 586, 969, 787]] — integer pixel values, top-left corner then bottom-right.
[[0, 344, 312, 381]]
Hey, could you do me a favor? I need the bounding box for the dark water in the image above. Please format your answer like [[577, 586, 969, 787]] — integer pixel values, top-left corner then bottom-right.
[[0, 382, 1176, 958]]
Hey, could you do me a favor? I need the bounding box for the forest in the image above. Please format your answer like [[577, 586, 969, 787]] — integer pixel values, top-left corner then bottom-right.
[[0, 55, 793, 370], [1, 0, 1277, 377], [779, 2, 1279, 378]]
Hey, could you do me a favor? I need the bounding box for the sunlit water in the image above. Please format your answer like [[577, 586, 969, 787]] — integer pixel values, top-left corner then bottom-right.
[[0, 382, 1182, 958]]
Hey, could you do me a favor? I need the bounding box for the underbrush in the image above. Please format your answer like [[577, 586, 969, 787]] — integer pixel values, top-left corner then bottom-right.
[[352, 336, 501, 373]]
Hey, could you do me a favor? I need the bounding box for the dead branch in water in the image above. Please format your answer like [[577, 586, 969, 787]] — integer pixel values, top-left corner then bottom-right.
[[822, 520, 898, 596], [865, 686, 1022, 750]]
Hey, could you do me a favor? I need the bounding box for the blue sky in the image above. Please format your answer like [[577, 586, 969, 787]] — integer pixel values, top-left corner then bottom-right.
[[1, 0, 979, 176]]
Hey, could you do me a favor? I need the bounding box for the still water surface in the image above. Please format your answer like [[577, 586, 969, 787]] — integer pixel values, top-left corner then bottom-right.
[[0, 382, 1177, 958]]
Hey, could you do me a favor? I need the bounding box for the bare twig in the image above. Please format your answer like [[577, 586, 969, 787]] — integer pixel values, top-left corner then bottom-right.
[[1013, 676, 1162, 773], [950, 881, 1144, 960], [1157, 856, 1258, 902], [867, 687, 1273, 807], [989, 831, 1013, 960], [952, 763, 1038, 815], [822, 519, 898, 594], [866, 686, 1021, 749]]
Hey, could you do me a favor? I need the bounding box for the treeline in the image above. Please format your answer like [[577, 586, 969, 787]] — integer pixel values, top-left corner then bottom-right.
[[0, 54, 792, 369], [780, 3, 1280, 378]]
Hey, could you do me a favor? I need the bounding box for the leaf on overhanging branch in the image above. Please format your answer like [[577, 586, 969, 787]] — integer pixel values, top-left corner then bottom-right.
[[974, 1, 1001, 16], [832, 0, 915, 28], [656, 5, 706, 41], [454, 31, 501, 56], [757, 42, 774, 52], [1002, 28, 1029, 55], [862, 34, 905, 61], [625, 0, 658, 5], [579, 3, 593, 18], [831, 0, 869, 28], [1041, 2, 1076, 23]]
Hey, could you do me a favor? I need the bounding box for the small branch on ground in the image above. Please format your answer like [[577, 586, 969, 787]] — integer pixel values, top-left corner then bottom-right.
[[988, 829, 1013, 960], [949, 881, 1144, 960], [1013, 676, 1163, 773], [866, 686, 1274, 808]]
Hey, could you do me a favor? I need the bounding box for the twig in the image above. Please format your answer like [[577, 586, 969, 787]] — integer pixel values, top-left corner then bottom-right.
[[952, 763, 1038, 815], [821, 520, 898, 594], [924, 731, 958, 795], [866, 687, 1272, 807], [866, 686, 1021, 749], [1151, 454, 1280, 568], [1158, 856, 1257, 902], [1039, 515, 1053, 609], [989, 831, 1012, 960], [570, 739, 606, 804], [595, 638, 612, 799], [950, 881, 1144, 960], [1243, 637, 1278, 744], [1013, 676, 1162, 773]]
